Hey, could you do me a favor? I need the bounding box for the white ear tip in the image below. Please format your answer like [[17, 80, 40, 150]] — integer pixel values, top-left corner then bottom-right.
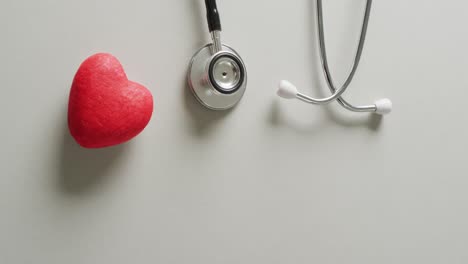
[[375, 98, 393, 115], [277, 80, 298, 99]]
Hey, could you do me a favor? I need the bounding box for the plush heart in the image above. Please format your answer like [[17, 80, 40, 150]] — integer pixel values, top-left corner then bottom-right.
[[68, 53, 153, 148]]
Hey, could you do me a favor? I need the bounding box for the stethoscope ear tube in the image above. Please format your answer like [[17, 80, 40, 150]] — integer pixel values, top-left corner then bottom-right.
[[277, 0, 392, 115], [205, 0, 221, 32]]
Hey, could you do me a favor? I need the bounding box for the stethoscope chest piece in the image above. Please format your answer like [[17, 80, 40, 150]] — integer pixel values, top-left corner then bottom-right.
[[188, 44, 247, 110], [188, 0, 247, 111]]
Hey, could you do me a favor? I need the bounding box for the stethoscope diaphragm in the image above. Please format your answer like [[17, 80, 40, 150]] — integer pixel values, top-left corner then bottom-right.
[[209, 52, 245, 94], [188, 45, 247, 110]]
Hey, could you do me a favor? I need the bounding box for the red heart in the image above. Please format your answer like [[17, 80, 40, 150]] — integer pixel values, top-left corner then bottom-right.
[[68, 53, 153, 148]]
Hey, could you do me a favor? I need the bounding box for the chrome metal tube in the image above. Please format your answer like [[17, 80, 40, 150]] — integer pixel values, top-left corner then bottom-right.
[[211, 30, 222, 54], [316, 0, 377, 112]]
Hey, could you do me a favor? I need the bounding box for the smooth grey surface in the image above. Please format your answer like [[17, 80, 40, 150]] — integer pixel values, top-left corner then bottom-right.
[[1, 0, 467, 263]]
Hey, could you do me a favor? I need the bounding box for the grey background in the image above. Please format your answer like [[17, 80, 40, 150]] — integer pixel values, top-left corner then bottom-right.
[[1, 0, 467, 263]]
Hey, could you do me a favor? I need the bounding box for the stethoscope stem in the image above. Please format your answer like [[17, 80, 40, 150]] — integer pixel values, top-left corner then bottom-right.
[[211, 31, 222, 54], [205, 0, 223, 54]]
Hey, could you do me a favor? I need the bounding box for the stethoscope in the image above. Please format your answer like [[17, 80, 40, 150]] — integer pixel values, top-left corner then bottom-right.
[[189, 0, 392, 115], [188, 0, 247, 110], [277, 0, 392, 115]]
